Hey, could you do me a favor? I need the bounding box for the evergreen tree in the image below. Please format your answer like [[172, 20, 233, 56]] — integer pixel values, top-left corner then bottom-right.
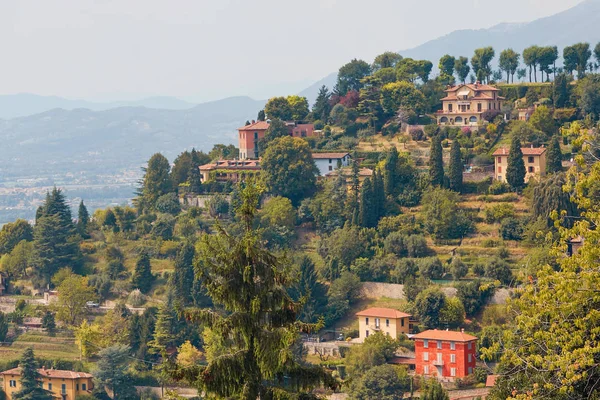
[[188, 162, 202, 194], [312, 85, 332, 122], [171, 181, 331, 398], [172, 243, 195, 305], [12, 348, 53, 400], [546, 135, 563, 174], [77, 200, 89, 237], [103, 209, 117, 232], [506, 137, 526, 191], [384, 147, 399, 197], [257, 110, 266, 121], [94, 345, 138, 400], [137, 153, 172, 212], [348, 158, 361, 225], [150, 290, 179, 352], [448, 140, 463, 192], [359, 177, 376, 228], [41, 311, 56, 335], [129, 308, 157, 360], [373, 170, 386, 221], [293, 256, 328, 323], [131, 252, 155, 293], [429, 135, 444, 187]]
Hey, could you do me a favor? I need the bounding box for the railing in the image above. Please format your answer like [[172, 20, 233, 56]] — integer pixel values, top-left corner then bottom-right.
[[433, 359, 444, 366]]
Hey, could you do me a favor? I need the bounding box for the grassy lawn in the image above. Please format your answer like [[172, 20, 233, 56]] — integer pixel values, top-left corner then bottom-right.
[[0, 331, 81, 361]]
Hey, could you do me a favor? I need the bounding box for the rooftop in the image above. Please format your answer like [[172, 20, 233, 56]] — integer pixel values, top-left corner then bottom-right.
[[0, 368, 93, 379], [199, 159, 261, 171], [493, 146, 547, 156], [326, 167, 373, 178], [238, 121, 270, 131], [412, 329, 478, 342], [356, 307, 411, 319], [445, 83, 499, 93], [312, 152, 350, 159]]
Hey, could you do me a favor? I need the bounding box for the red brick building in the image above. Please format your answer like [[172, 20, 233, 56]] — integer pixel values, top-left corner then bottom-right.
[[238, 120, 316, 160], [412, 329, 478, 379]]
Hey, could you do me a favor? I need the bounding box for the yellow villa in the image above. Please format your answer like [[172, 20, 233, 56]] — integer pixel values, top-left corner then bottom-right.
[[437, 82, 504, 127], [356, 307, 412, 340], [0, 367, 94, 400], [493, 146, 547, 183]]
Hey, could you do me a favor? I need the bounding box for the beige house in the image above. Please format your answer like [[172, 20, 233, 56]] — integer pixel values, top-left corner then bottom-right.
[[437, 83, 504, 127], [493, 146, 547, 183], [356, 308, 412, 340], [1, 367, 93, 400]]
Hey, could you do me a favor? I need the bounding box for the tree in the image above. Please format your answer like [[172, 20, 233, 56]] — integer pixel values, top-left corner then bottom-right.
[[429, 135, 444, 187], [41, 311, 56, 335], [529, 105, 555, 136], [155, 193, 181, 215], [414, 287, 447, 329], [261, 136, 318, 205], [373, 51, 403, 71], [456, 280, 494, 317], [449, 257, 467, 280], [12, 348, 53, 400], [576, 74, 600, 117], [350, 364, 408, 400], [287, 95, 310, 121], [471, 47, 495, 83], [336, 59, 371, 95], [257, 109, 266, 121], [563, 44, 578, 75], [291, 256, 328, 323], [94, 345, 137, 400], [439, 296, 465, 328], [187, 160, 202, 194], [264, 96, 292, 120], [380, 81, 425, 117], [485, 257, 512, 284], [138, 153, 172, 212], [312, 86, 332, 122], [421, 188, 472, 240], [595, 42, 600, 67], [532, 172, 578, 227], [546, 135, 563, 173], [448, 140, 462, 192], [76, 200, 89, 237], [396, 58, 432, 83], [345, 331, 400, 377], [261, 118, 289, 151], [172, 182, 331, 398], [506, 136, 526, 191], [0, 312, 8, 341], [177, 341, 203, 369], [359, 177, 376, 228], [499, 48, 520, 83], [208, 144, 238, 160], [420, 379, 449, 400], [2, 240, 33, 279], [438, 55, 455, 77], [522, 45, 540, 82], [150, 291, 180, 352], [537, 46, 558, 82], [454, 56, 470, 83], [56, 274, 96, 326], [132, 252, 155, 293], [172, 243, 195, 305], [0, 219, 33, 255], [384, 147, 399, 196], [573, 42, 592, 78]]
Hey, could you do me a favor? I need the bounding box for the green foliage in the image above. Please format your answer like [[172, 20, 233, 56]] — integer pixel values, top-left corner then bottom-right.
[[138, 153, 172, 212], [414, 287, 446, 329], [317, 225, 370, 268], [345, 331, 400, 377], [420, 379, 449, 400], [1, 240, 34, 279], [438, 55, 456, 77], [471, 47, 495, 83], [264, 96, 292, 121], [439, 296, 465, 328], [506, 136, 526, 191], [529, 105, 555, 137], [56, 274, 96, 326], [456, 280, 494, 317], [0, 220, 33, 255], [337, 59, 371, 96], [170, 149, 209, 190], [576, 73, 600, 118], [487, 180, 511, 195], [380, 81, 425, 116], [77, 201, 89, 237], [449, 257, 468, 280], [532, 172, 578, 227], [421, 188, 473, 240], [448, 140, 463, 192], [326, 271, 362, 324], [484, 203, 515, 223], [418, 257, 444, 280], [373, 51, 403, 71], [350, 364, 409, 400], [207, 194, 229, 218], [546, 135, 563, 174], [12, 348, 53, 400], [312, 86, 332, 122], [384, 233, 429, 258], [485, 257, 512, 284], [0, 312, 8, 342], [500, 217, 524, 241], [291, 256, 328, 324], [94, 345, 138, 400], [454, 56, 470, 83], [172, 243, 195, 305], [429, 135, 444, 187], [155, 193, 181, 215], [131, 252, 155, 293], [499, 48, 520, 83], [261, 136, 318, 205]]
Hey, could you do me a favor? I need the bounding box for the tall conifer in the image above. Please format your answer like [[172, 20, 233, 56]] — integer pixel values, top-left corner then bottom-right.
[[384, 147, 399, 196], [77, 200, 89, 237], [429, 135, 445, 186], [506, 137, 526, 191], [131, 252, 155, 293], [448, 141, 463, 192], [546, 135, 563, 173], [359, 177, 376, 228], [12, 348, 53, 400]]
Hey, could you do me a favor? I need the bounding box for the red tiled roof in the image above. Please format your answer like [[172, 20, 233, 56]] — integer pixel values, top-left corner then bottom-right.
[[199, 159, 261, 171], [412, 329, 478, 342], [238, 121, 270, 131], [312, 152, 350, 159], [389, 356, 416, 365], [493, 147, 547, 156], [356, 307, 411, 319], [0, 368, 93, 379], [445, 83, 499, 93], [486, 375, 498, 387]]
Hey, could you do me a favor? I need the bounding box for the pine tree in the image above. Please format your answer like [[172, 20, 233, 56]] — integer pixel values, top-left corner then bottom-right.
[[188, 161, 202, 194], [384, 147, 399, 196], [448, 140, 463, 192], [150, 290, 179, 352], [429, 135, 445, 187], [546, 135, 563, 173], [137, 153, 172, 212], [506, 137, 526, 191], [131, 252, 155, 293], [77, 200, 89, 237], [359, 177, 376, 228], [172, 243, 195, 305], [41, 311, 56, 335], [171, 181, 332, 398], [257, 109, 266, 121], [312, 85, 332, 122], [293, 256, 328, 323], [95, 345, 138, 400], [12, 348, 53, 400], [373, 170, 386, 221], [348, 159, 361, 225]]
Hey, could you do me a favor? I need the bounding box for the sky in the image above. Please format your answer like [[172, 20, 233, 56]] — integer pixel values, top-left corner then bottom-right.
[[0, 0, 584, 103]]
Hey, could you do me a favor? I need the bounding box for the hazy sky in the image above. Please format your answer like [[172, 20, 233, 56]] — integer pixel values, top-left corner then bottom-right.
[[0, 0, 584, 102]]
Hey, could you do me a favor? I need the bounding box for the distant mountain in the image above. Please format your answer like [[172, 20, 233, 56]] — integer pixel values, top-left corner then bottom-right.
[[298, 72, 338, 105], [400, 0, 600, 69], [0, 93, 198, 119], [0, 96, 265, 179]]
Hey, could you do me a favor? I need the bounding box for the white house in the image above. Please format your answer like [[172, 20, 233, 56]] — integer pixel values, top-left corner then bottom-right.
[[312, 152, 351, 176]]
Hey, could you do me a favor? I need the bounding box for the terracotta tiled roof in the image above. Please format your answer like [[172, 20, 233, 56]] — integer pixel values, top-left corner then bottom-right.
[[0, 368, 93, 379], [325, 168, 373, 177], [312, 152, 350, 159], [493, 147, 546, 156], [445, 83, 499, 93], [486, 375, 498, 387], [389, 356, 416, 365], [412, 329, 478, 342], [199, 159, 261, 171], [238, 121, 270, 131], [356, 307, 411, 319]]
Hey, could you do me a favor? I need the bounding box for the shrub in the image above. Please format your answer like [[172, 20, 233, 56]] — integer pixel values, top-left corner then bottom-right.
[[418, 257, 444, 280], [207, 195, 229, 218], [485, 257, 512, 284], [488, 180, 511, 195], [384, 232, 429, 258], [481, 238, 500, 248], [473, 263, 485, 277], [497, 246, 511, 259], [409, 127, 426, 141], [127, 289, 146, 307], [500, 217, 523, 240], [450, 257, 468, 280], [159, 241, 180, 259], [484, 203, 515, 223], [79, 242, 97, 254]]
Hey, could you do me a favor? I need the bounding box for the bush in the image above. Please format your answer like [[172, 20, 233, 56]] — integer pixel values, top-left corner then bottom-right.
[[159, 240, 180, 259], [450, 257, 468, 280], [384, 233, 429, 258], [79, 242, 97, 254], [485, 257, 513, 284], [481, 238, 500, 248], [409, 127, 426, 141], [418, 257, 444, 280], [207, 195, 229, 218], [127, 289, 146, 307], [484, 203, 515, 223], [488, 180, 511, 195], [500, 217, 523, 240], [462, 178, 492, 194]]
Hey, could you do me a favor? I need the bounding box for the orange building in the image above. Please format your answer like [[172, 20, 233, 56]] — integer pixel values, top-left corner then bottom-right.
[[437, 83, 504, 127], [1, 367, 94, 400], [355, 308, 413, 340], [413, 329, 478, 379], [238, 120, 316, 160], [199, 159, 261, 183]]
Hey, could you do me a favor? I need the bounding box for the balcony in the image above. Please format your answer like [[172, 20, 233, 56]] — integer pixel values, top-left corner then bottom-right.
[[433, 359, 444, 366]]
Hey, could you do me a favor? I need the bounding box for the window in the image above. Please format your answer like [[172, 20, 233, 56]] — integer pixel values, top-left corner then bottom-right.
[[528, 166, 534, 173], [448, 104, 453, 112], [468, 367, 473, 375], [77, 384, 79, 391], [450, 341, 456, 350], [497, 175, 502, 180], [48, 383, 53, 390], [329, 159, 332, 163], [62, 384, 66, 394], [450, 354, 456, 363], [365, 317, 369, 325], [437, 340, 442, 349], [451, 368, 456, 377], [365, 330, 369, 337], [386, 319, 389, 327], [375, 318, 380, 328], [498, 157, 501, 163], [498, 166, 502, 173], [423, 339, 429, 348], [82, 384, 87, 391], [328, 166, 332, 171], [423, 352, 429, 361], [468, 342, 472, 349], [9, 380, 16, 387], [468, 354, 472, 363], [424, 366, 429, 374], [528, 156, 534, 163], [401, 318, 405, 327], [478, 103, 482, 112], [254, 132, 258, 140]]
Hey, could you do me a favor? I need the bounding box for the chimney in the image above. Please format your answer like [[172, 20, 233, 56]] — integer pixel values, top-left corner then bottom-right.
[[531, 144, 534, 148], [251, 119, 255, 124], [461, 328, 465, 333]]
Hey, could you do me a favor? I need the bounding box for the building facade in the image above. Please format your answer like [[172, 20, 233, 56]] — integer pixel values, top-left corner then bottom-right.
[[312, 152, 350, 176], [238, 120, 317, 160], [493, 146, 547, 183], [437, 83, 504, 127], [355, 308, 412, 340], [199, 159, 261, 183], [1, 368, 94, 400], [413, 329, 478, 379]]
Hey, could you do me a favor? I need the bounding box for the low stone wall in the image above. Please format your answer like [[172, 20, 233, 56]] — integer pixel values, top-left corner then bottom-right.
[[180, 194, 231, 208], [360, 282, 457, 300]]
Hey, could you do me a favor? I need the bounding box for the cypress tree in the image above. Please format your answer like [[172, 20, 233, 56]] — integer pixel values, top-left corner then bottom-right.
[[506, 136, 526, 191], [188, 162, 202, 194], [429, 135, 445, 186], [384, 147, 399, 196], [137, 153, 172, 212], [546, 135, 563, 173], [12, 348, 53, 400], [359, 177, 376, 228], [348, 159, 361, 225], [257, 109, 266, 121], [448, 141, 463, 192], [171, 181, 332, 398], [373, 169, 386, 221], [172, 243, 195, 305], [77, 200, 89, 237], [131, 252, 155, 293]]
